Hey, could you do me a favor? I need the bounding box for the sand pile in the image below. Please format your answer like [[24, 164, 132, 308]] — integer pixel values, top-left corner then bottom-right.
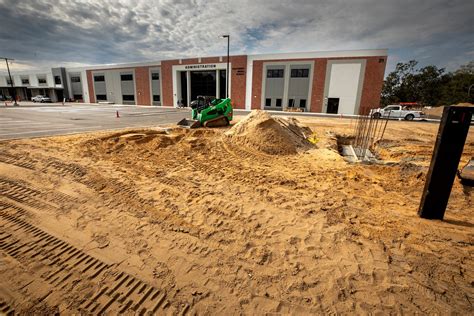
[[225, 110, 313, 155], [424, 103, 473, 118]]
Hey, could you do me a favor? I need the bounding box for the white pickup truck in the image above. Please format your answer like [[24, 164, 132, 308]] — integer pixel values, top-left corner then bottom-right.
[[371, 105, 424, 121]]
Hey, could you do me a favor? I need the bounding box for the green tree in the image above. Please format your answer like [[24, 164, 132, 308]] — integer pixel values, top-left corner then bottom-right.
[[381, 60, 418, 106], [381, 60, 474, 106]]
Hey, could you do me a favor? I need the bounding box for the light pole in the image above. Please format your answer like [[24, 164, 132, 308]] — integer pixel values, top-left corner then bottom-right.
[[1, 57, 18, 106], [221, 35, 230, 99]]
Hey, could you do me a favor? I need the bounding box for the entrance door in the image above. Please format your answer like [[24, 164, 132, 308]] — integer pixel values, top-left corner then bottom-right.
[[26, 89, 32, 100], [327, 98, 340, 114], [190, 71, 216, 101], [56, 90, 64, 102], [180, 72, 187, 106]]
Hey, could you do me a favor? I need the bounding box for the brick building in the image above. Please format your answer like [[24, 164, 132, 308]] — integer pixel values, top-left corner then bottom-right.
[[1, 49, 387, 114]]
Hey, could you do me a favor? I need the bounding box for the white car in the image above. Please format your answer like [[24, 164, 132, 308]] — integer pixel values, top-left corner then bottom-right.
[[32, 95, 52, 103], [371, 105, 424, 121]]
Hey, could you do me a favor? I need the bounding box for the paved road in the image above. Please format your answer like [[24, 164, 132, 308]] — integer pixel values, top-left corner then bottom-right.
[[0, 104, 190, 140]]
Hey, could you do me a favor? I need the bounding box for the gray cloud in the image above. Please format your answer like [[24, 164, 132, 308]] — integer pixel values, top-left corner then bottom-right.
[[0, 0, 473, 74]]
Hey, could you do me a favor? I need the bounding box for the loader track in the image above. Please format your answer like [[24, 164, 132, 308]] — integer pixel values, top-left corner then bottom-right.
[[0, 208, 191, 315], [0, 151, 37, 170], [0, 299, 15, 316]]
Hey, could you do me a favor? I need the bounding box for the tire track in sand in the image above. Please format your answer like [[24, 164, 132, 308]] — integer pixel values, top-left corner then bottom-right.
[[0, 207, 191, 315]]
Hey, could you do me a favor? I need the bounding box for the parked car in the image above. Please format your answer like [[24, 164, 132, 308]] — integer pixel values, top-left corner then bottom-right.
[[32, 95, 52, 103], [371, 105, 425, 121]]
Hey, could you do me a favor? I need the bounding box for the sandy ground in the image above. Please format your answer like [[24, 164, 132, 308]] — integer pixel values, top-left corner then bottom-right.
[[0, 115, 473, 314]]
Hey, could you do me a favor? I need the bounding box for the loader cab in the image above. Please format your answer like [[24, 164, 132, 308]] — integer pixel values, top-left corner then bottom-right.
[[190, 95, 216, 111]]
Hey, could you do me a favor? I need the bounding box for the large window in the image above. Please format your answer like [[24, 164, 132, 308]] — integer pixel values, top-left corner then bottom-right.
[[151, 72, 159, 80], [38, 77, 47, 84], [121, 74, 133, 81], [267, 69, 284, 78], [96, 94, 107, 101], [94, 75, 105, 82], [153, 95, 160, 102], [300, 99, 307, 108], [122, 95, 135, 101], [291, 68, 309, 78], [276, 99, 282, 107], [22, 78, 29, 85], [71, 76, 81, 83], [265, 98, 271, 107], [288, 99, 295, 107], [54, 75, 61, 84]]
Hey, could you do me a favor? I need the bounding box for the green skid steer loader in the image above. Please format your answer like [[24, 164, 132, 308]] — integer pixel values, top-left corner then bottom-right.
[[177, 96, 233, 128]]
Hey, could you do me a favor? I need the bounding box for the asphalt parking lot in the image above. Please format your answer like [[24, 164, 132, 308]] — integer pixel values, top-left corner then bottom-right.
[[0, 102, 445, 141], [0, 103, 190, 140]]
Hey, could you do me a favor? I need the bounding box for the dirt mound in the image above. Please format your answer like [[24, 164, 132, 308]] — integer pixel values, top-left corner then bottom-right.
[[225, 110, 313, 155], [83, 128, 186, 156], [424, 103, 473, 119]]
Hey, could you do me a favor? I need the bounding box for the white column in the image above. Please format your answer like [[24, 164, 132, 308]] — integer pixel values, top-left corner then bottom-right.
[[216, 70, 220, 99], [282, 64, 290, 110], [186, 71, 191, 106]]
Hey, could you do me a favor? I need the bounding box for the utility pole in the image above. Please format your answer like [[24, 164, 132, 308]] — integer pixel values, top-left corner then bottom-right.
[[1, 57, 18, 106], [221, 35, 230, 98]]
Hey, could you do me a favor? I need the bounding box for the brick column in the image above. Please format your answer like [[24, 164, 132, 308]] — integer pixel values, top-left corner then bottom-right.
[[135, 67, 151, 105], [86, 70, 95, 103], [310, 58, 327, 113]]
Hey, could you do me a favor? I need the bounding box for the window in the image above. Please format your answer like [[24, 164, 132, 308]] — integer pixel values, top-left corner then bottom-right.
[[38, 77, 47, 84], [94, 75, 105, 82], [151, 72, 159, 80], [276, 99, 282, 107], [54, 75, 61, 84], [121, 74, 133, 81], [379, 58, 385, 63], [265, 98, 271, 107], [96, 94, 107, 101], [6, 78, 12, 85], [288, 99, 295, 107], [22, 78, 29, 85], [71, 76, 81, 83], [267, 69, 284, 78], [153, 95, 160, 102], [291, 68, 309, 78], [299, 99, 307, 108], [73, 94, 83, 100], [122, 95, 135, 101]]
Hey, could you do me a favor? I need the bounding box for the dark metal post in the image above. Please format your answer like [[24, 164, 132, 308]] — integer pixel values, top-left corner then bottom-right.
[[418, 106, 473, 219], [222, 35, 230, 99], [2, 57, 18, 106]]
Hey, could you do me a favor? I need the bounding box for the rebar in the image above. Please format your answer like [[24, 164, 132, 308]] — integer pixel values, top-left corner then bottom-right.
[[350, 107, 391, 161]]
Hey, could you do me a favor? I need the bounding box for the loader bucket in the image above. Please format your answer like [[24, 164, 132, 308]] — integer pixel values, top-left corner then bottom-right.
[[177, 118, 201, 129]]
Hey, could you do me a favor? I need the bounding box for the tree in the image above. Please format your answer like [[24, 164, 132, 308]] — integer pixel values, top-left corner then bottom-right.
[[381, 60, 474, 106], [381, 60, 418, 106]]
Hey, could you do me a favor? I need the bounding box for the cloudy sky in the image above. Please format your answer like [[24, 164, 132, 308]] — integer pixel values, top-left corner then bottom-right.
[[0, 0, 473, 75]]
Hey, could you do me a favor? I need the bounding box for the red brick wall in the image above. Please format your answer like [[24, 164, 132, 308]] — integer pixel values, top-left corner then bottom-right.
[[251, 56, 387, 113], [161, 60, 174, 107], [251, 61, 263, 109], [161, 55, 248, 109], [229, 55, 247, 109], [359, 57, 387, 113], [134, 66, 151, 105], [86, 70, 95, 103], [311, 58, 327, 112]]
